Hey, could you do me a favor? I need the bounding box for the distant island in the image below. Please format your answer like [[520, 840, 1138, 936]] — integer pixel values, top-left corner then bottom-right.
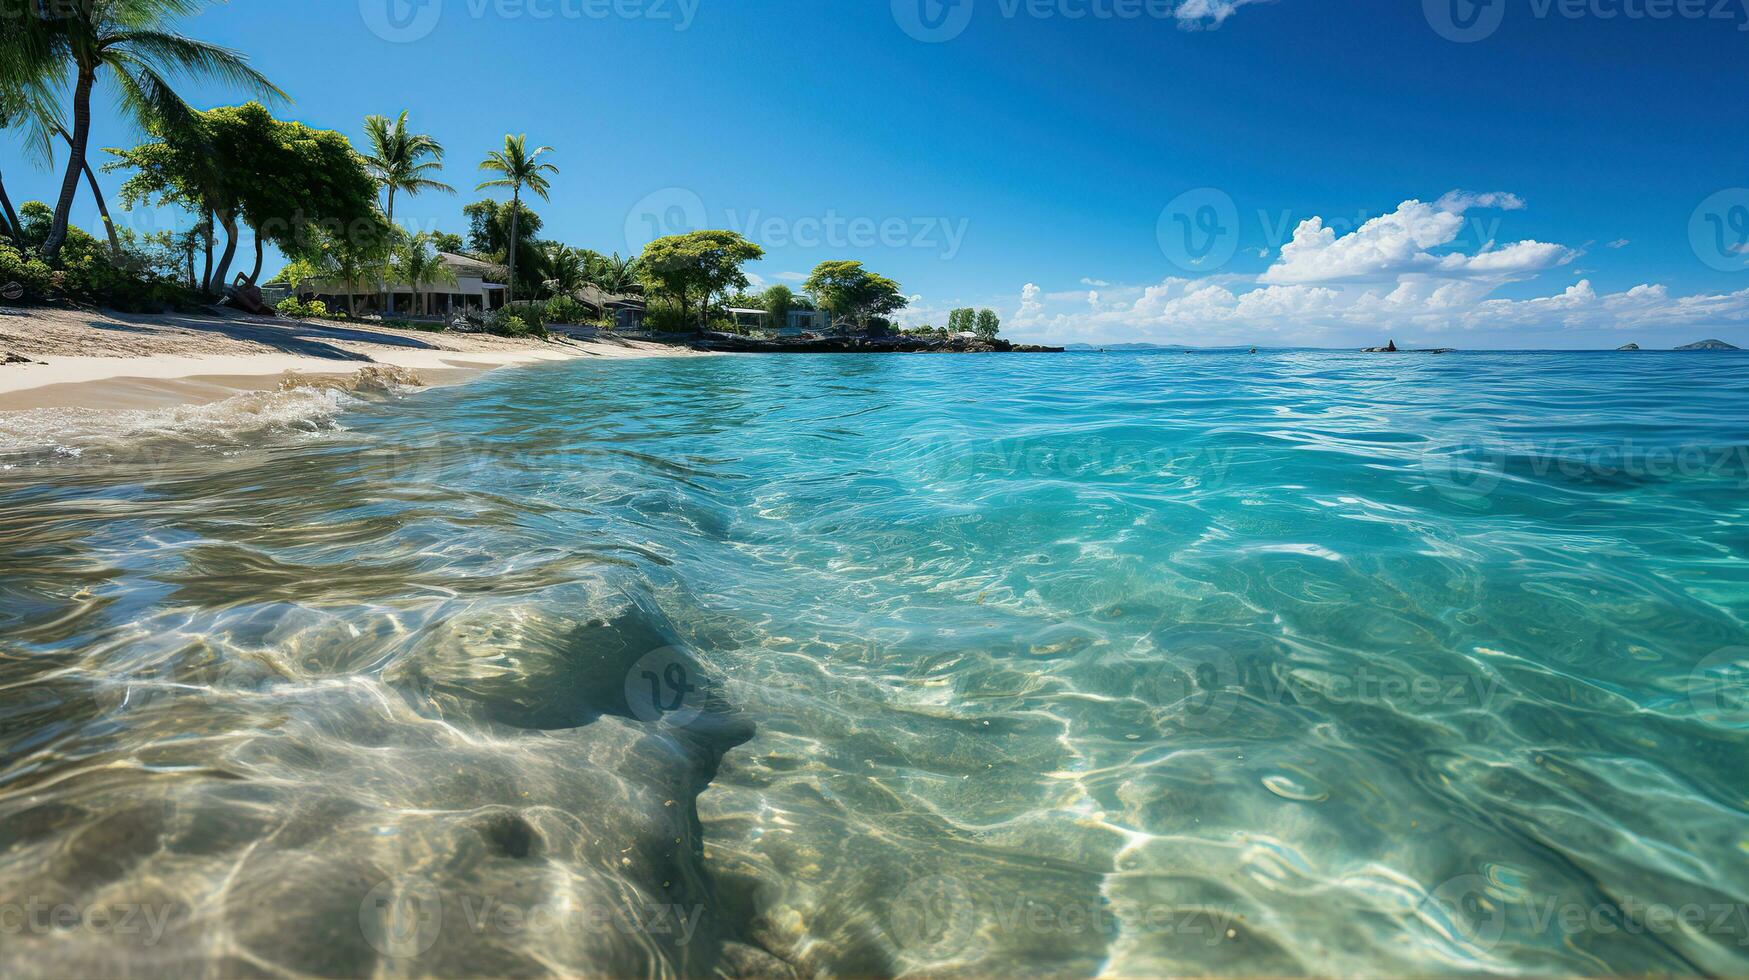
[[1676, 339, 1741, 351]]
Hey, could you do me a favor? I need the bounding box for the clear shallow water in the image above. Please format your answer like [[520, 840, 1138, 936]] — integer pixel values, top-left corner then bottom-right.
[[1, 350, 1747, 977]]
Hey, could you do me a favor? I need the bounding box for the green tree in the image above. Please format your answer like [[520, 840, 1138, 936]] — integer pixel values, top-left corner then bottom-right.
[[393, 232, 456, 316], [975, 309, 1001, 341], [639, 230, 765, 333], [362, 111, 451, 226], [363, 111, 451, 313], [0, 78, 55, 245], [588, 251, 643, 295], [476, 135, 558, 303], [0, 74, 132, 260], [462, 199, 542, 296], [803, 261, 909, 336], [542, 242, 587, 299], [109, 103, 384, 293], [15, 0, 283, 264], [431, 231, 464, 254], [763, 284, 794, 330]]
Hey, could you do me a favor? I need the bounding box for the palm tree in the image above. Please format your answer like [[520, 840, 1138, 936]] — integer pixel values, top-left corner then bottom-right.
[[2, 79, 124, 260], [18, 0, 283, 264], [363, 113, 451, 313], [394, 233, 456, 317], [476, 135, 558, 304], [543, 243, 586, 299], [362, 111, 452, 227], [0, 85, 49, 244], [590, 251, 644, 295]]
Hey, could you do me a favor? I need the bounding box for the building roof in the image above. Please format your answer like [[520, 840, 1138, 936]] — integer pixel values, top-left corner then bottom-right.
[[574, 284, 647, 310], [438, 252, 505, 278]]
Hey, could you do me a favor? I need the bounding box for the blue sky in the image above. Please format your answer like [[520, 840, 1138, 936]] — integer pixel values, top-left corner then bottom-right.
[[6, 0, 1749, 348]]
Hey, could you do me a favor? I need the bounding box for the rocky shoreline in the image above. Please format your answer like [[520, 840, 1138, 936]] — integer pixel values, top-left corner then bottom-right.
[[687, 332, 1064, 354]]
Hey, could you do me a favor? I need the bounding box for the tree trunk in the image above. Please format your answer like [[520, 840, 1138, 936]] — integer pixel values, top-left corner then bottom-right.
[[246, 232, 264, 286], [384, 187, 396, 315], [201, 211, 215, 295], [210, 212, 241, 296], [507, 190, 520, 306], [44, 66, 96, 264], [0, 171, 21, 244], [79, 155, 124, 262]]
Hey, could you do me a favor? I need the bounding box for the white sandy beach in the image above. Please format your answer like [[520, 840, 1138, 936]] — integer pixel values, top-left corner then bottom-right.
[[0, 306, 703, 412]]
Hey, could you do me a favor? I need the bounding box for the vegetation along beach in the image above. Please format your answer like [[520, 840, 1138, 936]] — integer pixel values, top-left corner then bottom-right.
[[2, 2, 1748, 979]]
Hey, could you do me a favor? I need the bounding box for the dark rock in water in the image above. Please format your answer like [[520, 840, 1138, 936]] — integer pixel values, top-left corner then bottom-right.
[[1676, 339, 1740, 351], [690, 332, 1063, 354], [1617, 343, 1641, 351], [1363, 344, 1455, 354]]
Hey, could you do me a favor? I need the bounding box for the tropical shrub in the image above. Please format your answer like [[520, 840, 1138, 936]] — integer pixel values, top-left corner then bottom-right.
[[544, 295, 588, 324], [1, 210, 197, 312], [276, 297, 332, 319], [486, 306, 545, 338], [0, 243, 57, 304], [644, 297, 691, 333]]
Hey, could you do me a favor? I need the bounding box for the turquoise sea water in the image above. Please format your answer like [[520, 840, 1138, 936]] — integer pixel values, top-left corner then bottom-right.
[[0, 350, 1746, 977]]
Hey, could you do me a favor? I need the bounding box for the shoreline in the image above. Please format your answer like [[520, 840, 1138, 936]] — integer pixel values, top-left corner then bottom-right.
[[0, 306, 706, 413]]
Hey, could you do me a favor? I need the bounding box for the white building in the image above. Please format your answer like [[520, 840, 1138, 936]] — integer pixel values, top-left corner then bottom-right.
[[297, 252, 509, 316], [725, 307, 832, 337]]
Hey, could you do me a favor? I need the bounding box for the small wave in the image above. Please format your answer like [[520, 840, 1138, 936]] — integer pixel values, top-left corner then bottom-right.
[[0, 366, 424, 461]]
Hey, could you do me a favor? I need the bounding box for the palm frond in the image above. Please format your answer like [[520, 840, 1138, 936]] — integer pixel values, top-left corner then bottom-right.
[[105, 30, 286, 104], [108, 56, 196, 134], [0, 76, 64, 168]]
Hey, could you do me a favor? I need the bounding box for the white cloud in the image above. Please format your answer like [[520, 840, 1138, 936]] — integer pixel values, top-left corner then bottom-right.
[[1608, 239, 1631, 249], [999, 192, 1749, 347], [1005, 272, 1749, 346], [1016, 283, 1045, 324], [775, 271, 807, 282], [1261, 197, 1571, 286], [1435, 190, 1527, 214], [1174, 0, 1267, 28], [1080, 277, 1111, 287]]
